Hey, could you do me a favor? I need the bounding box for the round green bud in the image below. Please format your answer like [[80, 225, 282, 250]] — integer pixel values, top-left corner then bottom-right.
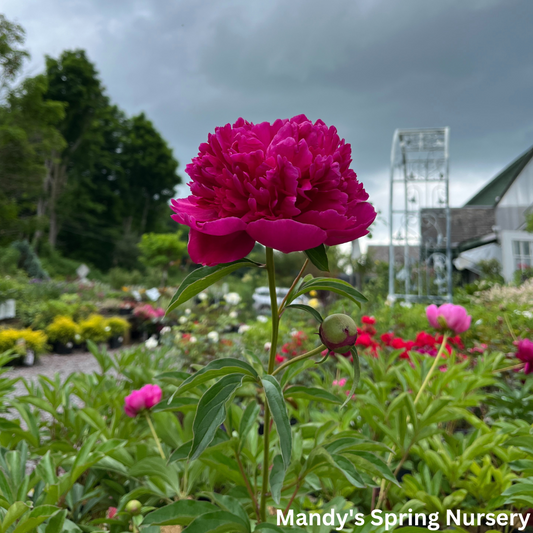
[[319, 313, 358, 354]]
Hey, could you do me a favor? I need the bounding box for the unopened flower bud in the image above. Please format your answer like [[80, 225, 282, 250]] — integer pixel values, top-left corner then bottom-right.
[[319, 314, 358, 354], [126, 500, 142, 515]]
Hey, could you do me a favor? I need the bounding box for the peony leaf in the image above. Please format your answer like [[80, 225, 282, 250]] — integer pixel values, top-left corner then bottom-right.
[[141, 500, 219, 526], [284, 386, 342, 404], [292, 277, 367, 307], [190, 374, 244, 460], [238, 402, 260, 451], [183, 510, 249, 533], [285, 304, 323, 323], [177, 358, 259, 395], [262, 376, 292, 468], [341, 347, 360, 409], [304, 244, 330, 272], [330, 454, 366, 488], [151, 397, 197, 413], [269, 454, 285, 505], [166, 258, 263, 314]]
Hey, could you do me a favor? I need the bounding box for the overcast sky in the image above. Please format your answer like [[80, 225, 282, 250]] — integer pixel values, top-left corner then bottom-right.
[[4, 0, 533, 245]]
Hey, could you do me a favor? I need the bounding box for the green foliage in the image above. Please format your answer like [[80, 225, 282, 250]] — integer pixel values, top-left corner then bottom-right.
[[138, 232, 188, 285], [45, 316, 80, 344], [0, 246, 20, 276], [105, 316, 130, 337], [10, 240, 49, 279], [78, 313, 111, 343], [0, 328, 47, 354]]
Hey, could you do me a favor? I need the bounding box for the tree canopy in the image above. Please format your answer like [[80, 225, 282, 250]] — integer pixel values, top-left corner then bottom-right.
[[0, 15, 182, 272]]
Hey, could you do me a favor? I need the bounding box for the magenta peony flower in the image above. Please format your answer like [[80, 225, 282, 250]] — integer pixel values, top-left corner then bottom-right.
[[426, 303, 471, 335], [170, 115, 376, 266], [142, 384, 162, 409], [516, 339, 533, 374], [124, 384, 162, 418]]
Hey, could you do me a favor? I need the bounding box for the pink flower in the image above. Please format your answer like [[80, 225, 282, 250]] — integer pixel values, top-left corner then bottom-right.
[[107, 507, 118, 519], [170, 115, 376, 266], [516, 339, 533, 374], [426, 304, 471, 334], [333, 378, 347, 387], [124, 384, 162, 418], [142, 384, 163, 408]]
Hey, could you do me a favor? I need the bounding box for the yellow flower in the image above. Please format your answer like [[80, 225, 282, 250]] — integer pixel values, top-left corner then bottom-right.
[[309, 290, 318, 297], [122, 286, 129, 292], [308, 298, 320, 309]]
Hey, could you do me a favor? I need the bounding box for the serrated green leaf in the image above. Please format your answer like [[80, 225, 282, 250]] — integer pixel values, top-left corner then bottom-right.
[[166, 259, 262, 314]]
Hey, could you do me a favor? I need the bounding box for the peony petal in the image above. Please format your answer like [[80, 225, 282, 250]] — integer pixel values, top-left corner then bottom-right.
[[246, 219, 327, 253], [324, 225, 370, 246], [426, 305, 440, 329], [188, 228, 255, 266], [173, 214, 247, 236]]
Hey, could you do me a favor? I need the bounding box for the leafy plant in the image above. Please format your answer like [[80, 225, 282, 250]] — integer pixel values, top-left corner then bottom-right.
[[45, 315, 80, 344]]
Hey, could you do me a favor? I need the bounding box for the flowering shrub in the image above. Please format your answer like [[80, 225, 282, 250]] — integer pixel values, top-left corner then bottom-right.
[[0, 327, 48, 354], [45, 315, 80, 344], [78, 314, 111, 343], [133, 303, 165, 321], [105, 316, 130, 337]]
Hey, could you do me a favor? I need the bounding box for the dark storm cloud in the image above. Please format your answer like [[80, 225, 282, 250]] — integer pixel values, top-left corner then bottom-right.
[[4, 0, 533, 241]]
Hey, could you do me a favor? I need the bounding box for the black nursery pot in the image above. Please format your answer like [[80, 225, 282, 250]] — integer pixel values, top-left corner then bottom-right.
[[108, 335, 124, 349], [119, 308, 133, 316], [53, 342, 73, 355]]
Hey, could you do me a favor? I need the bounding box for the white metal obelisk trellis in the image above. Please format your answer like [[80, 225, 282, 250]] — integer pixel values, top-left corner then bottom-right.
[[388, 128, 452, 303]]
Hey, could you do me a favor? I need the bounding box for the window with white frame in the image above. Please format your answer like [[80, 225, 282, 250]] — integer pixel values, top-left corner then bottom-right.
[[513, 240, 533, 271]]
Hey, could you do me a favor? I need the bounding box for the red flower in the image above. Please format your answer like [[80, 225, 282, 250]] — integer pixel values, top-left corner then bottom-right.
[[380, 333, 395, 346], [107, 507, 118, 519], [275, 354, 286, 364], [362, 316, 376, 325]]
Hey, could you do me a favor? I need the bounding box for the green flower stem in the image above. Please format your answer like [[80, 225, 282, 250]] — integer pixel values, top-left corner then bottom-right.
[[272, 344, 327, 377], [260, 247, 280, 522], [413, 332, 448, 404], [145, 412, 166, 461], [278, 258, 309, 316]]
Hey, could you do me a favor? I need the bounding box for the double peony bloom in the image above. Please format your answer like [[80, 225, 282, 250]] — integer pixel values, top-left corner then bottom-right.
[[124, 384, 162, 418], [171, 115, 376, 266], [426, 303, 471, 335]]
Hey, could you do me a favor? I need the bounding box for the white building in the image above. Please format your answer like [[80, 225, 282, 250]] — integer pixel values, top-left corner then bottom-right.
[[453, 144, 533, 282]]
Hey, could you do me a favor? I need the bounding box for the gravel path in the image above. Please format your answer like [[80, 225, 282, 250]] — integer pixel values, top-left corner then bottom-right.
[[5, 350, 103, 396]]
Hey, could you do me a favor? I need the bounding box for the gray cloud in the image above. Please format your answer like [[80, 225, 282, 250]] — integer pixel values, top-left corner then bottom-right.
[[4, 0, 533, 243]]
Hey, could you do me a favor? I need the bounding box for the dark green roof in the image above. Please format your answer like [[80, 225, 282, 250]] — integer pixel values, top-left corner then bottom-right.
[[465, 144, 533, 206]]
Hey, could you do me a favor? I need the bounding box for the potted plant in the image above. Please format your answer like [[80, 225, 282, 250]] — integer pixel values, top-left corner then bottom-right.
[[0, 328, 48, 366], [79, 314, 112, 346], [105, 316, 130, 349], [45, 315, 80, 355]]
